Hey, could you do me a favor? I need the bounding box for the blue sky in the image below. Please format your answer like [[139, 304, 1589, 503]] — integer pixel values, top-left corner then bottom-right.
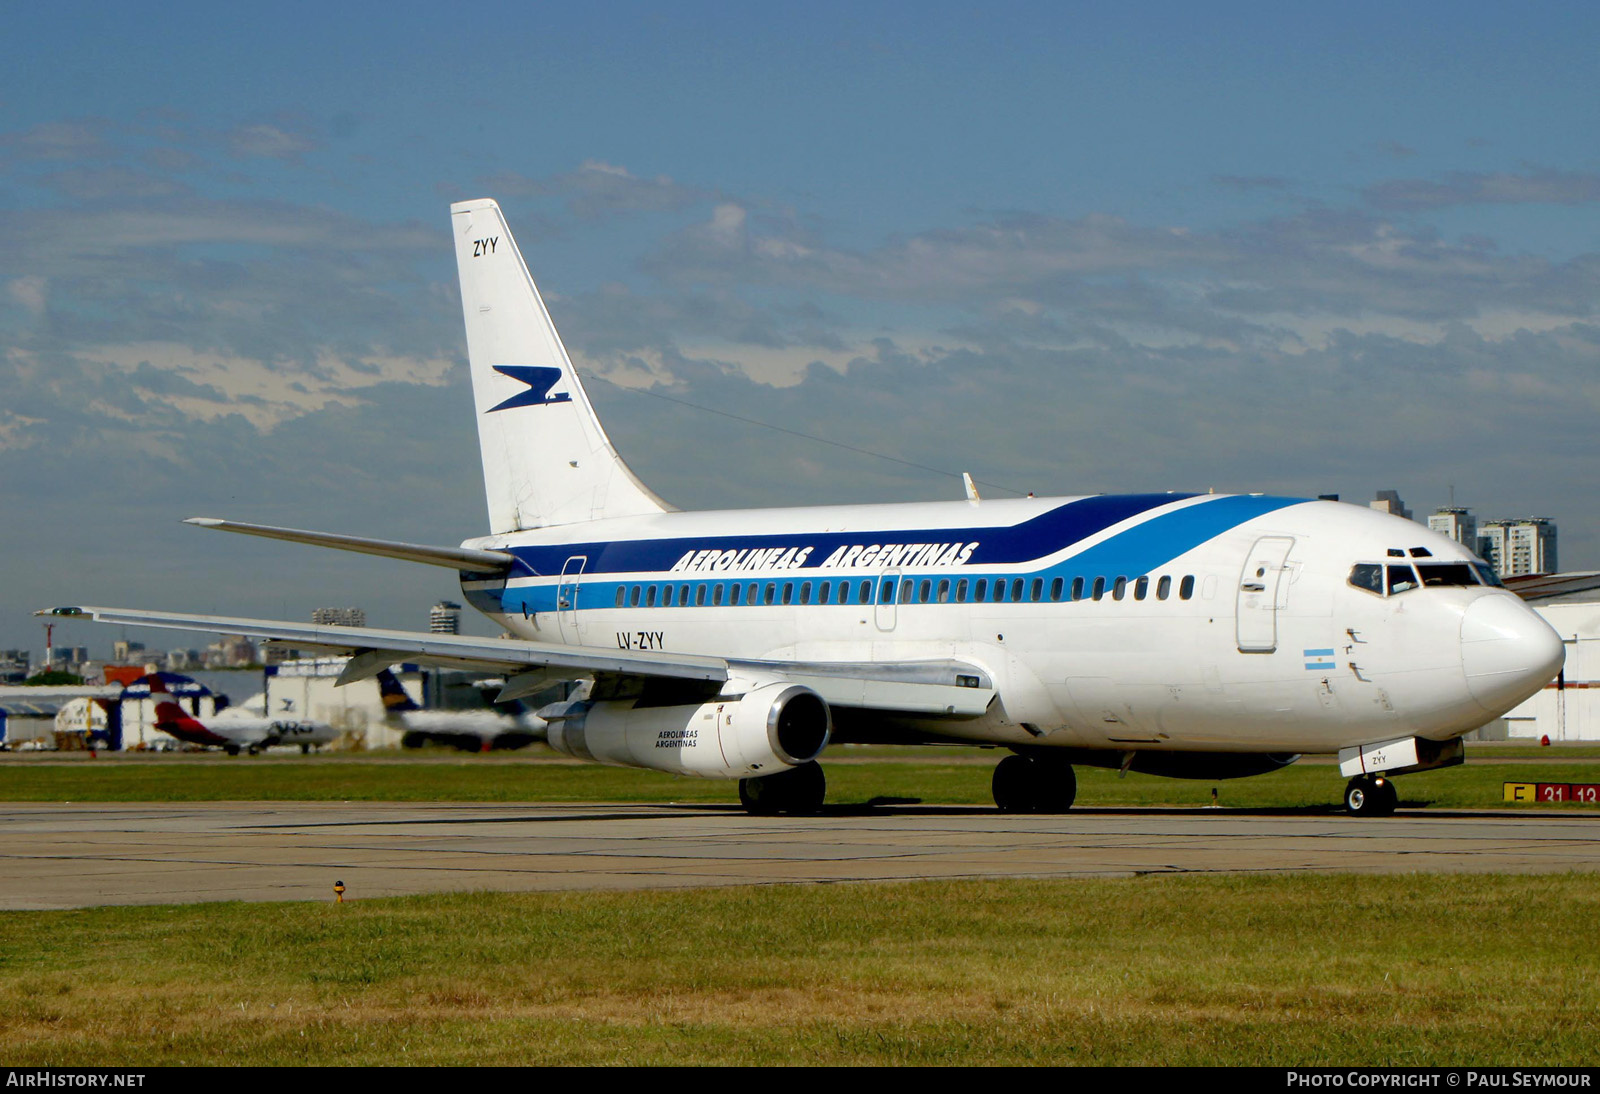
[[3, 2, 1598, 654]]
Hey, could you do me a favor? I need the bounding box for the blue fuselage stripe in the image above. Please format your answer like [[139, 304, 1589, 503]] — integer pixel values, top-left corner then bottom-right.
[[469, 494, 1305, 618], [502, 493, 1196, 578]]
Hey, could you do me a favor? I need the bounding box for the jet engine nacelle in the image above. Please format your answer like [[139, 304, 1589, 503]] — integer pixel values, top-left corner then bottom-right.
[[544, 682, 830, 779]]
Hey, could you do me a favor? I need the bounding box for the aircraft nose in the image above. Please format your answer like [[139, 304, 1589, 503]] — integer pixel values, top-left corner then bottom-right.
[[1460, 595, 1565, 714]]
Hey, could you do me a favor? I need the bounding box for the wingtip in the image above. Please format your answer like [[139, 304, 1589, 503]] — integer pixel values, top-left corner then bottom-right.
[[185, 517, 223, 527]]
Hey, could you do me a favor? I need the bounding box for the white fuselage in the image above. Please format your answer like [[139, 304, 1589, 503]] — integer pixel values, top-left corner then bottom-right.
[[206, 708, 340, 750], [457, 492, 1563, 756]]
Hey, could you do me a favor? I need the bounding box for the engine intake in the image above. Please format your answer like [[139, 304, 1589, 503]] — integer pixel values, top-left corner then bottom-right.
[[544, 682, 831, 779]]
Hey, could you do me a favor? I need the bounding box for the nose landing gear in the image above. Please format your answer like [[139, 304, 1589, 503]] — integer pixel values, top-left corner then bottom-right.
[[1345, 775, 1398, 817]]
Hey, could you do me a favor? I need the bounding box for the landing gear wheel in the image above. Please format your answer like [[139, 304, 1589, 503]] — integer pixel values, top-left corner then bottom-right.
[[993, 755, 1077, 814], [1035, 760, 1077, 813], [224, 745, 240, 756], [739, 763, 826, 816], [992, 755, 1038, 813], [1345, 776, 1397, 817]]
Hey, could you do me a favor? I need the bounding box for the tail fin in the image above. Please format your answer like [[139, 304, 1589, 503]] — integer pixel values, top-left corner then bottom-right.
[[451, 198, 668, 532], [375, 668, 421, 716], [139, 675, 221, 745]]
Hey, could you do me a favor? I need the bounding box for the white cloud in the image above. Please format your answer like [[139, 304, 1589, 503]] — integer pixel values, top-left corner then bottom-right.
[[227, 123, 318, 162], [68, 343, 456, 430], [7, 276, 46, 315]]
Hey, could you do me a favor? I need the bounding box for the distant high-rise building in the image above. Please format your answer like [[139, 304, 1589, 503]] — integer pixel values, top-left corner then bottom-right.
[[1369, 489, 1413, 522], [1479, 519, 1558, 578], [311, 607, 366, 628], [429, 601, 462, 635], [112, 639, 146, 663], [1428, 507, 1478, 551]]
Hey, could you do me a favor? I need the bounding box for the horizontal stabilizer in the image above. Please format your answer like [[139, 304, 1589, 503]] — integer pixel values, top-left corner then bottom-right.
[[184, 518, 515, 574]]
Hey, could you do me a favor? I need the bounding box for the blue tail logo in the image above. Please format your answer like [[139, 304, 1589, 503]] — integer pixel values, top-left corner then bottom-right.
[[487, 365, 573, 412]]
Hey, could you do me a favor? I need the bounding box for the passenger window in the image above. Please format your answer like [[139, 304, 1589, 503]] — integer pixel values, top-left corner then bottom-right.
[[800, 582, 812, 605], [646, 586, 658, 608], [1049, 577, 1064, 602], [782, 583, 794, 605], [819, 581, 831, 604], [1113, 577, 1127, 601], [881, 578, 896, 604], [1071, 577, 1084, 601], [1011, 578, 1024, 602], [696, 584, 707, 606], [662, 585, 674, 607], [1157, 576, 1171, 600], [901, 580, 914, 604], [713, 584, 724, 606], [994, 580, 1007, 603], [860, 580, 873, 604], [764, 583, 776, 605], [1348, 564, 1383, 596], [919, 579, 932, 603], [937, 579, 950, 603], [974, 579, 987, 602], [679, 584, 690, 605], [1134, 576, 1148, 601], [1092, 577, 1106, 601], [956, 579, 969, 603], [748, 583, 759, 605], [1179, 576, 1194, 600], [630, 585, 641, 607], [1030, 578, 1043, 602], [1387, 565, 1419, 595], [730, 584, 742, 606], [615, 587, 626, 607]]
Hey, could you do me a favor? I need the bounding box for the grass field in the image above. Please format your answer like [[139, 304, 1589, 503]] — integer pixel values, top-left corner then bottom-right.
[[1, 749, 1597, 811], [1, 874, 1595, 1066], [3, 750, 1596, 1065]]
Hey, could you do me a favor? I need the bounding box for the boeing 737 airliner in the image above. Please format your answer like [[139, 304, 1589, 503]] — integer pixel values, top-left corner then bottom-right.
[[46, 198, 1564, 816]]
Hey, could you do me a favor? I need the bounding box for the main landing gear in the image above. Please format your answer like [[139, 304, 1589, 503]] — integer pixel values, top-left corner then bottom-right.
[[739, 762, 826, 816], [1344, 774, 1398, 817], [992, 754, 1077, 813]]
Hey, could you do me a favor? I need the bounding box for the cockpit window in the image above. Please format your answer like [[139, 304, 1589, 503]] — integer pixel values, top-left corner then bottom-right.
[[1387, 564, 1420, 595], [1417, 562, 1480, 587], [1348, 563, 1383, 596], [1474, 563, 1504, 588]]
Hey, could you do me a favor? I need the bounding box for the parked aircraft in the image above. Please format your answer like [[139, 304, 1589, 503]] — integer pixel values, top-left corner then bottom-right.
[[140, 674, 338, 755], [376, 668, 546, 751], [47, 198, 1564, 815]]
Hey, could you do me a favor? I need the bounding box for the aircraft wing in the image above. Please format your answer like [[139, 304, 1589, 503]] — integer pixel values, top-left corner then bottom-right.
[[1501, 571, 1600, 602], [40, 606, 995, 718]]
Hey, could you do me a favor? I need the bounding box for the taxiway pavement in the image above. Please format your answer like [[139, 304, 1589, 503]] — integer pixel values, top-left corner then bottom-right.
[[2, 802, 1596, 909]]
